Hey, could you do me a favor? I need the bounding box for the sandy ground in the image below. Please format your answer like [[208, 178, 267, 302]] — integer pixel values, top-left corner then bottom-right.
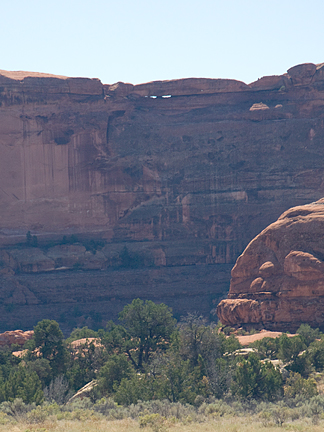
[[237, 330, 296, 346]]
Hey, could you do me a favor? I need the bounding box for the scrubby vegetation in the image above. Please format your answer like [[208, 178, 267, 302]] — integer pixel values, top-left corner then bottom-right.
[[2, 301, 324, 429]]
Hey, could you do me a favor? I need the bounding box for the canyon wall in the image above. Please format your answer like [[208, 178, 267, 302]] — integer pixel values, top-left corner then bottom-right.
[[1, 63, 324, 332]]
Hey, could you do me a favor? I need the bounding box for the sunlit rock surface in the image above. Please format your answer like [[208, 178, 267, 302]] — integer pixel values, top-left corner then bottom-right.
[[217, 199, 324, 331], [1, 63, 324, 332]]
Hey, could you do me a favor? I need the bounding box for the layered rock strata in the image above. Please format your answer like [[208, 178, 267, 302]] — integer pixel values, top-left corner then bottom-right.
[[217, 199, 324, 331], [1, 63, 324, 331]]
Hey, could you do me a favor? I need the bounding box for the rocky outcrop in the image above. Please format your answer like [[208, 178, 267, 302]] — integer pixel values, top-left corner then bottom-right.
[[1, 63, 324, 332], [0, 329, 33, 346], [67, 380, 97, 403], [217, 198, 324, 331]]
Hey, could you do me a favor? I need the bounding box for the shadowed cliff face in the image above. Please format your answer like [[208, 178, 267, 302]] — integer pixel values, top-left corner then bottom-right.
[[1, 63, 324, 332]]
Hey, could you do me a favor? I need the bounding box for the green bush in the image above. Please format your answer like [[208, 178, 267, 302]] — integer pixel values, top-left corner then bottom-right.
[[0, 398, 35, 419], [0, 367, 43, 404], [284, 372, 318, 399], [98, 354, 135, 395], [297, 324, 322, 347], [0, 412, 10, 425], [26, 406, 47, 424], [232, 353, 282, 401], [139, 413, 167, 431], [66, 327, 98, 344]]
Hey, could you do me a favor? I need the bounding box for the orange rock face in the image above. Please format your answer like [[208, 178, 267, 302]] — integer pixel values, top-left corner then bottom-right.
[[1, 63, 324, 331], [1, 62, 324, 243], [217, 199, 324, 331], [0, 329, 33, 346]]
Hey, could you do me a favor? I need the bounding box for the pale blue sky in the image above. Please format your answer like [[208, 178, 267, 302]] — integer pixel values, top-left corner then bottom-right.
[[2, 0, 323, 85]]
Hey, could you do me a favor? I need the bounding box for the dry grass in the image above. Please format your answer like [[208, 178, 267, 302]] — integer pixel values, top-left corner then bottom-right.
[[1, 416, 324, 432]]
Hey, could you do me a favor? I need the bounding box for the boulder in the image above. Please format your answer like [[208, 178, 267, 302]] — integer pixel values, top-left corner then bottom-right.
[[0, 329, 33, 347], [287, 63, 317, 85], [217, 198, 324, 331]]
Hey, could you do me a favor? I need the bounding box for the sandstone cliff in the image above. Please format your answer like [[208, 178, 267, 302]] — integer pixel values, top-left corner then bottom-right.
[[0, 329, 33, 347], [217, 198, 324, 331], [1, 63, 324, 332]]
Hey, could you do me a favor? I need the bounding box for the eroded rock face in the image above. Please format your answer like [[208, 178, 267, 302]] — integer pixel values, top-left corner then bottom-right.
[[217, 199, 324, 331], [1, 63, 324, 331], [0, 329, 33, 346], [1, 63, 324, 245]]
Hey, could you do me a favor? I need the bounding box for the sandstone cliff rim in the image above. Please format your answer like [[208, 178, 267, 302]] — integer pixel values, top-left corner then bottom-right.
[[1, 61, 323, 90]]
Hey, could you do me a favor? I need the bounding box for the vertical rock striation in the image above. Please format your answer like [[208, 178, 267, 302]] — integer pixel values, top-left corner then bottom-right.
[[0, 63, 324, 331]]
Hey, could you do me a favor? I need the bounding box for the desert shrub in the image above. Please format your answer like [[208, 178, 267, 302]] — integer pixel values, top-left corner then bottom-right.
[[0, 398, 35, 420], [64, 397, 94, 412], [200, 399, 235, 417], [40, 402, 61, 416], [57, 407, 99, 421], [309, 339, 324, 371], [94, 397, 119, 416], [250, 337, 279, 360], [232, 353, 283, 401], [65, 326, 98, 344], [98, 399, 198, 422], [97, 354, 135, 395], [297, 324, 322, 347], [113, 374, 152, 406], [26, 405, 47, 424], [284, 372, 317, 399], [26, 358, 52, 388], [278, 334, 305, 363], [221, 334, 241, 353], [296, 394, 324, 421], [288, 351, 313, 377], [222, 326, 234, 336], [70, 408, 100, 421], [236, 328, 247, 336], [0, 412, 10, 425], [139, 413, 167, 431], [258, 409, 273, 427], [270, 404, 288, 426]]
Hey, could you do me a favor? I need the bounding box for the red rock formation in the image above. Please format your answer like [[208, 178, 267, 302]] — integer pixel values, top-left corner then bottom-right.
[[1, 62, 324, 242], [0, 329, 33, 346], [217, 198, 324, 331], [1, 63, 324, 331]]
